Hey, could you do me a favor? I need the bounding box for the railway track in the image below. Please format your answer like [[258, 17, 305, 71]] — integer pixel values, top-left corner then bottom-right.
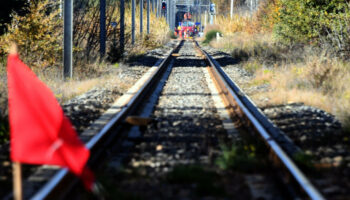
[[9, 40, 328, 199]]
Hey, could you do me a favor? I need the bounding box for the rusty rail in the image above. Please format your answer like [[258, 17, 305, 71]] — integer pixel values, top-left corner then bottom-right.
[[194, 41, 324, 200], [31, 40, 184, 200]]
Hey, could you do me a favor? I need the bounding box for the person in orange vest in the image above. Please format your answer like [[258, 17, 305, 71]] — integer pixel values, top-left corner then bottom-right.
[[184, 12, 192, 20], [178, 25, 182, 39]]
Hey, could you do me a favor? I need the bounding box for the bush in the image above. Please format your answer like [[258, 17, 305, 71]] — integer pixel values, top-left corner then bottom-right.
[[274, 0, 350, 46], [203, 29, 222, 44], [0, 1, 62, 68], [168, 30, 177, 39]]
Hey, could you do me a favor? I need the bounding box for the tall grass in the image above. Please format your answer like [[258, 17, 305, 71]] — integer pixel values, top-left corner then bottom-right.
[[211, 2, 350, 130], [213, 31, 350, 130]]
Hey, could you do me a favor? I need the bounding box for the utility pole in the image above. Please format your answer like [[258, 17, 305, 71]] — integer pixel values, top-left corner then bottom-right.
[[154, 0, 159, 18], [169, 0, 171, 24], [147, 0, 150, 34], [204, 10, 207, 28], [63, 0, 72, 79], [199, 4, 202, 31], [120, 0, 125, 53], [132, 0, 135, 44], [140, 0, 143, 37], [169, 0, 172, 30], [100, 0, 106, 58], [230, 0, 233, 19]]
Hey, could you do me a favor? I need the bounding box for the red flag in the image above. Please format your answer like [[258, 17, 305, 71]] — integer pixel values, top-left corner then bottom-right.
[[7, 53, 94, 190]]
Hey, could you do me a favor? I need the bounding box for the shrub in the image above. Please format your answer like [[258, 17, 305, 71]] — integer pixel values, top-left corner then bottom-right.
[[256, 0, 282, 32], [0, 0, 62, 68], [168, 30, 177, 39], [318, 5, 350, 58], [274, 0, 350, 46], [203, 29, 222, 44]]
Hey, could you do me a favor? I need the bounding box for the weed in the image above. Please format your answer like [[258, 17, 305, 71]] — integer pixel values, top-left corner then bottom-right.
[[231, 48, 249, 62], [293, 152, 315, 171], [95, 171, 142, 200], [216, 145, 264, 172], [243, 61, 263, 74], [168, 31, 177, 39], [167, 165, 226, 197], [203, 30, 222, 44]]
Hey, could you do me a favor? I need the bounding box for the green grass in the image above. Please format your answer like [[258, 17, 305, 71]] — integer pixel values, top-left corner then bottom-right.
[[203, 30, 222, 44], [293, 152, 315, 170], [168, 30, 177, 39], [167, 165, 226, 197], [215, 145, 264, 172]]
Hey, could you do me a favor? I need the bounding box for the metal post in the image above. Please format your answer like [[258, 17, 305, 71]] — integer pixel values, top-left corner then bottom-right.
[[166, 0, 169, 24], [63, 0, 73, 79], [120, 0, 125, 53], [140, 0, 143, 37], [204, 10, 207, 28], [169, 0, 171, 29], [171, 0, 175, 31], [154, 0, 159, 18], [147, 0, 150, 34], [230, 0, 233, 19], [199, 4, 202, 31], [132, 0, 135, 44], [171, 0, 173, 29], [210, 13, 213, 24], [100, 0, 106, 58]]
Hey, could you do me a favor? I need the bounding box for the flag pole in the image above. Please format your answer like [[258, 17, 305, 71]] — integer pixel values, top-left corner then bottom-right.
[[9, 43, 22, 200], [13, 162, 23, 200]]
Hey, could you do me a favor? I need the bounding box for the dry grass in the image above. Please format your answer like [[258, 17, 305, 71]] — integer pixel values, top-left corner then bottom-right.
[[211, 33, 291, 65], [237, 41, 350, 130], [0, 4, 169, 103], [210, 15, 350, 131], [124, 6, 169, 51], [42, 72, 132, 103]]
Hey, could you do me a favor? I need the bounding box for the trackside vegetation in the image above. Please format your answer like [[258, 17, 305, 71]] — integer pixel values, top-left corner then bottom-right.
[[209, 0, 350, 132], [0, 0, 169, 144]]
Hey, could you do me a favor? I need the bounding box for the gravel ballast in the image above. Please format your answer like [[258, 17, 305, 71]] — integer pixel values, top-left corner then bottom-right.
[[203, 43, 350, 199], [96, 41, 254, 199], [0, 40, 179, 199]]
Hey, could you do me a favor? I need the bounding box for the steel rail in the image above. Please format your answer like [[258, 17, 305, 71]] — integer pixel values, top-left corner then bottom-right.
[[31, 40, 184, 200], [195, 41, 325, 200]]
